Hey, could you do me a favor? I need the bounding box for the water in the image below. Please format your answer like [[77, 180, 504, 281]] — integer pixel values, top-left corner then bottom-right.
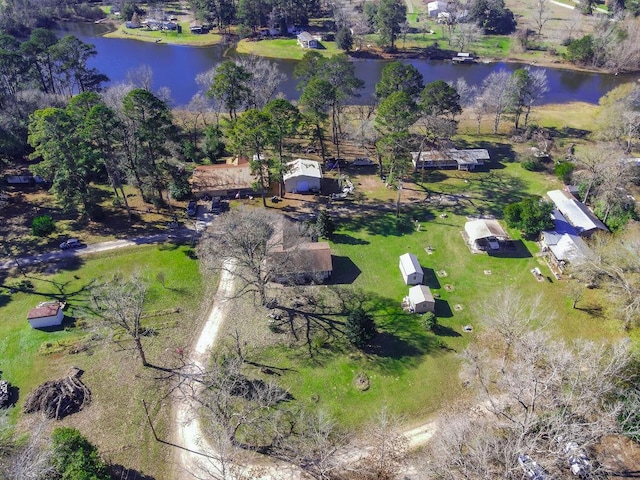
[[56, 22, 636, 107]]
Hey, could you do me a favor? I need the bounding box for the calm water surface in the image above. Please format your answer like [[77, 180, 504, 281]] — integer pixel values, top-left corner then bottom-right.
[[57, 22, 637, 107]]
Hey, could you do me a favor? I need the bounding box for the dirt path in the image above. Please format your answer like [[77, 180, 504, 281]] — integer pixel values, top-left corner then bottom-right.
[[172, 261, 236, 479], [168, 257, 442, 479]]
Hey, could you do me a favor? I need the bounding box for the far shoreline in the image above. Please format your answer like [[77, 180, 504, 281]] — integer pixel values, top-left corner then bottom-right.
[[80, 20, 638, 78]]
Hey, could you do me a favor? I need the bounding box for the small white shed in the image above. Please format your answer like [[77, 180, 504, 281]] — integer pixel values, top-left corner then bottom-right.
[[27, 302, 64, 329], [408, 285, 436, 313], [399, 253, 424, 285], [283, 159, 322, 193]]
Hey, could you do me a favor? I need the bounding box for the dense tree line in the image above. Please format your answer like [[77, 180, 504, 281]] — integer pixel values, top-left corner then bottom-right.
[[0, 28, 107, 161], [0, 0, 105, 36], [190, 0, 322, 32]]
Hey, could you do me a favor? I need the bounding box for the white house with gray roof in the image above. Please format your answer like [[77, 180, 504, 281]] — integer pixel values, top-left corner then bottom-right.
[[546, 190, 608, 238]]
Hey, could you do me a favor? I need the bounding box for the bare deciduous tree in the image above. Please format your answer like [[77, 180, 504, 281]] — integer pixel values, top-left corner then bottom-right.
[[533, 0, 551, 36], [452, 23, 482, 53], [92, 273, 150, 367], [479, 70, 515, 134], [236, 55, 286, 110], [198, 207, 309, 305], [572, 142, 624, 204], [422, 287, 637, 478], [346, 408, 408, 480], [572, 226, 640, 329], [2, 417, 55, 480]]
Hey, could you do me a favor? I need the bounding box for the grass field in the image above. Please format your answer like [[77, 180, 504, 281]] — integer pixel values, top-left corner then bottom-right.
[[1, 244, 208, 478], [235, 38, 342, 59], [236, 157, 628, 430]]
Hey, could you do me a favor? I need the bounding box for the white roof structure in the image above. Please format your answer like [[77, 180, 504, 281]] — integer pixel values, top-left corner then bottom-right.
[[283, 159, 322, 181], [464, 219, 508, 244], [427, 0, 448, 14], [546, 190, 608, 236], [542, 209, 592, 265], [408, 285, 434, 305], [399, 253, 422, 276]]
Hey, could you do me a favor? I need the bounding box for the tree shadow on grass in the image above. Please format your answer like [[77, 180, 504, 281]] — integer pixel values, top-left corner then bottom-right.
[[338, 210, 415, 237], [330, 233, 369, 245], [433, 324, 461, 337], [0, 293, 11, 308], [487, 240, 532, 259], [109, 465, 156, 480], [575, 303, 605, 318]]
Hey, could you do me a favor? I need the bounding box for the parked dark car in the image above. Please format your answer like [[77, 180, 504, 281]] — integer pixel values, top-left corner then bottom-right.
[[59, 238, 82, 250]]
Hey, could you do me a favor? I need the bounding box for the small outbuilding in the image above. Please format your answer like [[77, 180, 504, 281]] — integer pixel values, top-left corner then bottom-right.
[[408, 285, 435, 313], [399, 253, 424, 285], [27, 302, 64, 329], [464, 219, 509, 251], [283, 159, 322, 194], [427, 0, 448, 16]]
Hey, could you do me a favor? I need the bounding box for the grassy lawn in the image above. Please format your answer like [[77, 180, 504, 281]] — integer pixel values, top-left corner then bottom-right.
[[243, 157, 629, 431], [104, 23, 224, 46], [1, 243, 207, 478], [235, 38, 342, 59]]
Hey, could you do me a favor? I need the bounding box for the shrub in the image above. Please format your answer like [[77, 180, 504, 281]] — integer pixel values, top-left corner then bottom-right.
[[555, 161, 575, 184], [421, 311, 438, 331], [31, 215, 56, 237], [316, 210, 336, 239], [345, 307, 377, 348], [169, 178, 192, 201], [521, 158, 543, 171], [51, 427, 110, 480]]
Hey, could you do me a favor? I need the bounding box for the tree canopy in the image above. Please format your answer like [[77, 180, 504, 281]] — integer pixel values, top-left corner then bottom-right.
[[504, 197, 555, 237]]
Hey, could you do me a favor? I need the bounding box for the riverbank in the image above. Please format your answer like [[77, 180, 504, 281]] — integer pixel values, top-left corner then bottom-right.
[[102, 21, 225, 46]]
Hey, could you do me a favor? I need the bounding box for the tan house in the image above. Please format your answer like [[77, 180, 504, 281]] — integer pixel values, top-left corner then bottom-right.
[[191, 157, 256, 198], [408, 285, 436, 314], [269, 215, 332, 284]]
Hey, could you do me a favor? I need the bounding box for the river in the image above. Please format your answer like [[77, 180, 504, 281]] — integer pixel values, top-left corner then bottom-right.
[[56, 22, 636, 107]]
